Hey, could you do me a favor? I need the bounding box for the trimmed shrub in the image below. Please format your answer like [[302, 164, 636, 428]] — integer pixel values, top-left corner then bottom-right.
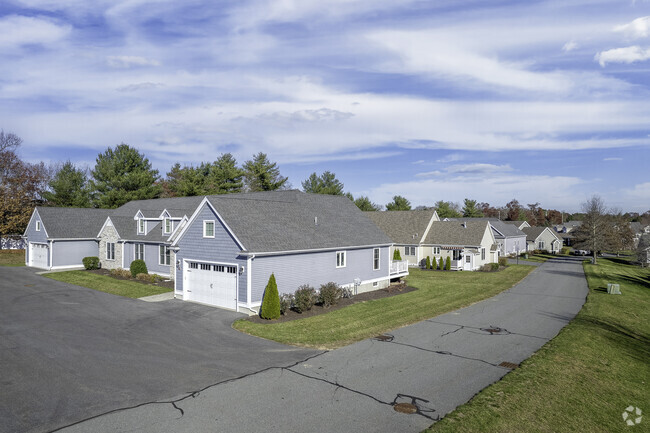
[[498, 256, 508, 267], [110, 268, 132, 278], [260, 273, 281, 320], [480, 263, 499, 272], [445, 256, 451, 270], [130, 259, 148, 278], [294, 284, 317, 313], [280, 293, 294, 315], [561, 247, 570, 255], [136, 273, 156, 283], [82, 256, 99, 270], [438, 257, 444, 271], [393, 249, 402, 261], [425, 256, 431, 269], [319, 282, 343, 308]]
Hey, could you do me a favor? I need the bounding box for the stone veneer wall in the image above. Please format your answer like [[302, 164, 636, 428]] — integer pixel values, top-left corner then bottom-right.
[[99, 223, 122, 270]]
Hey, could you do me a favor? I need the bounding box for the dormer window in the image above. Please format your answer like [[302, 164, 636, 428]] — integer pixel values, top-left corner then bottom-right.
[[164, 218, 171, 234], [35, 221, 41, 232], [138, 218, 145, 234]]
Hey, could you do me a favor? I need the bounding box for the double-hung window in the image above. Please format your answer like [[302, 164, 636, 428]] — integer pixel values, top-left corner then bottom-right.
[[106, 242, 115, 260], [405, 246, 416, 256], [164, 218, 171, 234], [373, 248, 380, 270], [481, 248, 486, 260], [336, 251, 346, 268], [135, 243, 144, 261], [538, 241, 545, 249], [138, 219, 145, 234], [203, 220, 215, 238], [159, 245, 171, 266]]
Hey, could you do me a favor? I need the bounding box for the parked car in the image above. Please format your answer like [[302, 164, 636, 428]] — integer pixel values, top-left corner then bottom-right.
[[573, 249, 590, 256]]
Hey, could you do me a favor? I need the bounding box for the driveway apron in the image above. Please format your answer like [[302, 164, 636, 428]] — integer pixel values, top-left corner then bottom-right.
[[57, 257, 588, 433]]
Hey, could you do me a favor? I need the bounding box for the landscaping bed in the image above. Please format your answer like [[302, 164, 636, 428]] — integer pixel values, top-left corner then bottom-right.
[[44, 270, 173, 299], [87, 268, 174, 290], [245, 282, 418, 324]]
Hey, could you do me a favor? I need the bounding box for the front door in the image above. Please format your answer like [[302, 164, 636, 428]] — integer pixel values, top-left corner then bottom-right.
[[463, 253, 473, 271]]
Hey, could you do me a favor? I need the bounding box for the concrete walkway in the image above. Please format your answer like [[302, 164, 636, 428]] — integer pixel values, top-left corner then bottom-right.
[[59, 257, 588, 433]]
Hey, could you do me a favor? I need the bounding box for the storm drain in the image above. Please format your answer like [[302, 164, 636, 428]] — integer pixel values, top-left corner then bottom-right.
[[393, 403, 418, 414], [499, 361, 519, 369], [480, 327, 507, 335], [374, 334, 394, 342]]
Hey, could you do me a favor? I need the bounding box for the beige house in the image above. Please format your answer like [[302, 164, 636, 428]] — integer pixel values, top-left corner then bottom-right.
[[365, 210, 440, 267], [422, 221, 498, 271], [522, 226, 563, 254]]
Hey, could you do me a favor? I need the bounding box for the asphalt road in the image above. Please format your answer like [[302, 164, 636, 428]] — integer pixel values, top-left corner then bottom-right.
[[54, 257, 589, 433], [0, 267, 316, 433]]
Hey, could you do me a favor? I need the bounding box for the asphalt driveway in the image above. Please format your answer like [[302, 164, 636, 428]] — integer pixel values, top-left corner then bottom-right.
[[56, 256, 589, 433], [0, 267, 316, 433]]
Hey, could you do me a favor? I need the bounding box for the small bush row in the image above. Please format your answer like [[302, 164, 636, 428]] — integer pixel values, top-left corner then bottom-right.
[[421, 256, 451, 270]]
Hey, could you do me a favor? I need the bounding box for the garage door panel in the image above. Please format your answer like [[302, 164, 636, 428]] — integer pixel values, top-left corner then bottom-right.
[[30, 243, 48, 269], [185, 261, 237, 310]]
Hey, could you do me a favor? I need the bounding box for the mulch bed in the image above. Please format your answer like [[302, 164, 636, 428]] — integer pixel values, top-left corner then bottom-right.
[[245, 283, 418, 324], [87, 268, 175, 290]]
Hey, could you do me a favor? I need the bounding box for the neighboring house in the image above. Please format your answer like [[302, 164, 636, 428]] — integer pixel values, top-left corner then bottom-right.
[[25, 191, 398, 313], [553, 221, 581, 247], [522, 226, 563, 254], [422, 220, 498, 271], [445, 218, 527, 257], [630, 222, 645, 247], [365, 210, 440, 267], [502, 220, 531, 230], [23, 207, 113, 270]]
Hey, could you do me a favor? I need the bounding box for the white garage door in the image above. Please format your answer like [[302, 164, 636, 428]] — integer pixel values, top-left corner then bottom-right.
[[185, 261, 237, 310], [30, 243, 48, 269]]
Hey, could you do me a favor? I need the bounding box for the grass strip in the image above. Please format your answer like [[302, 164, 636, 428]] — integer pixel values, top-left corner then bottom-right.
[[0, 249, 25, 266], [233, 265, 533, 349], [44, 270, 172, 299], [427, 257, 649, 433]]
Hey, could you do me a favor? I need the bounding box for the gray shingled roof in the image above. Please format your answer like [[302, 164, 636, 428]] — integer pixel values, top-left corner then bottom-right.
[[522, 226, 554, 242], [448, 218, 525, 239], [202, 190, 392, 252], [113, 196, 203, 219], [36, 207, 113, 239], [423, 221, 489, 246], [364, 210, 437, 244]]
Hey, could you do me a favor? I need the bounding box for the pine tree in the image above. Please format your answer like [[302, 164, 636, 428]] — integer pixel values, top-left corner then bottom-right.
[[260, 273, 281, 320], [426, 256, 431, 269], [393, 249, 402, 261], [243, 153, 288, 192]]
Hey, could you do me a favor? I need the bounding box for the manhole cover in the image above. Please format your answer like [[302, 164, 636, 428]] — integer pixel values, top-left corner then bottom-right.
[[480, 327, 505, 335], [499, 361, 519, 369], [393, 403, 418, 414], [374, 334, 394, 342]]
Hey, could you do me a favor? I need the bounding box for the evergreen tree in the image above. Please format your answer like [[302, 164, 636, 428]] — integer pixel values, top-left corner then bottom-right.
[[426, 256, 431, 269], [260, 273, 281, 320], [462, 198, 483, 217], [434, 200, 462, 218], [243, 152, 288, 192], [354, 195, 381, 211], [301, 171, 344, 195], [393, 249, 402, 261], [90, 144, 161, 208], [439, 257, 444, 270], [206, 153, 245, 194], [386, 195, 411, 211], [445, 256, 451, 270], [42, 161, 91, 207]]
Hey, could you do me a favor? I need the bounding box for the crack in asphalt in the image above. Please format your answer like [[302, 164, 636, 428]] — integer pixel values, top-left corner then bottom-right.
[[284, 368, 439, 421], [426, 320, 549, 340], [47, 351, 327, 432]]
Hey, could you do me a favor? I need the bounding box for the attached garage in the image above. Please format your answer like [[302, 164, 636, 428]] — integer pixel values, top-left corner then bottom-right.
[[29, 243, 49, 269], [183, 260, 238, 310]]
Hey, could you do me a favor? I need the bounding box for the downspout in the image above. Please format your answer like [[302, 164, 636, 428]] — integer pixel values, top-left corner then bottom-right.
[[49, 240, 53, 270], [247, 254, 254, 309]]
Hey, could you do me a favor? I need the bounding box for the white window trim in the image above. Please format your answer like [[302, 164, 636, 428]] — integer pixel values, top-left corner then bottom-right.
[[35, 221, 41, 231], [373, 247, 380, 270], [164, 218, 171, 234], [203, 220, 215, 238], [138, 218, 145, 234], [336, 251, 346, 268], [159, 245, 171, 266], [106, 242, 115, 261], [134, 243, 145, 261]]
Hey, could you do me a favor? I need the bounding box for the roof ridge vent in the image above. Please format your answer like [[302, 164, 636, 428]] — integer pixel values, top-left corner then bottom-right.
[[315, 216, 318, 226]]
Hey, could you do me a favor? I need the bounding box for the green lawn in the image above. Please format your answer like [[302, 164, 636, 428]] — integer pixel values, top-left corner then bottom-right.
[[427, 257, 649, 433], [44, 270, 173, 299], [233, 266, 534, 349], [0, 249, 25, 266]]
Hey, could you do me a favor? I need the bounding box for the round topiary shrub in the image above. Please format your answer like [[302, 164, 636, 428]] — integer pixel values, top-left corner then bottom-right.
[[130, 259, 148, 278], [260, 273, 281, 320], [82, 256, 100, 270]]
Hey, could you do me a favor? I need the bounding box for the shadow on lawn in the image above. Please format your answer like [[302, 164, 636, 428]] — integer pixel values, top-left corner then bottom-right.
[[575, 315, 650, 364]]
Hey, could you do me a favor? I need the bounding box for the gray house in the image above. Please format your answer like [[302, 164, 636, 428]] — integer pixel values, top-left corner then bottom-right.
[[422, 220, 498, 271], [24, 191, 399, 313], [446, 218, 527, 257], [522, 226, 563, 254], [23, 207, 112, 270]]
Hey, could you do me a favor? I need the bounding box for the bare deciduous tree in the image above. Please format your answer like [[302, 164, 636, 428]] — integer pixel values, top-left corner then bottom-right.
[[572, 195, 612, 264]]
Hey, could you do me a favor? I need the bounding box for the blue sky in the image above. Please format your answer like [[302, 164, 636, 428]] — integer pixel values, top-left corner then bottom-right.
[[1, 0, 649, 212]]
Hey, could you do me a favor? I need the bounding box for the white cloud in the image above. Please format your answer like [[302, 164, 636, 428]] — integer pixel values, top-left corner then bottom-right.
[[107, 56, 161, 68], [562, 40, 579, 52], [595, 45, 650, 66], [0, 15, 71, 48], [625, 182, 650, 201], [614, 16, 650, 39], [603, 157, 622, 161]]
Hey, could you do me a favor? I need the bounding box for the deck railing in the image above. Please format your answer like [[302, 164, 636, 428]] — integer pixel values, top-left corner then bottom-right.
[[390, 260, 409, 275]]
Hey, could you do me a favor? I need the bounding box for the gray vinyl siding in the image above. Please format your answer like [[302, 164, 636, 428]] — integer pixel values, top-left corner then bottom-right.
[[143, 243, 172, 275], [24, 209, 48, 265], [175, 203, 247, 302], [52, 240, 98, 267], [251, 246, 390, 303], [123, 242, 134, 267]]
